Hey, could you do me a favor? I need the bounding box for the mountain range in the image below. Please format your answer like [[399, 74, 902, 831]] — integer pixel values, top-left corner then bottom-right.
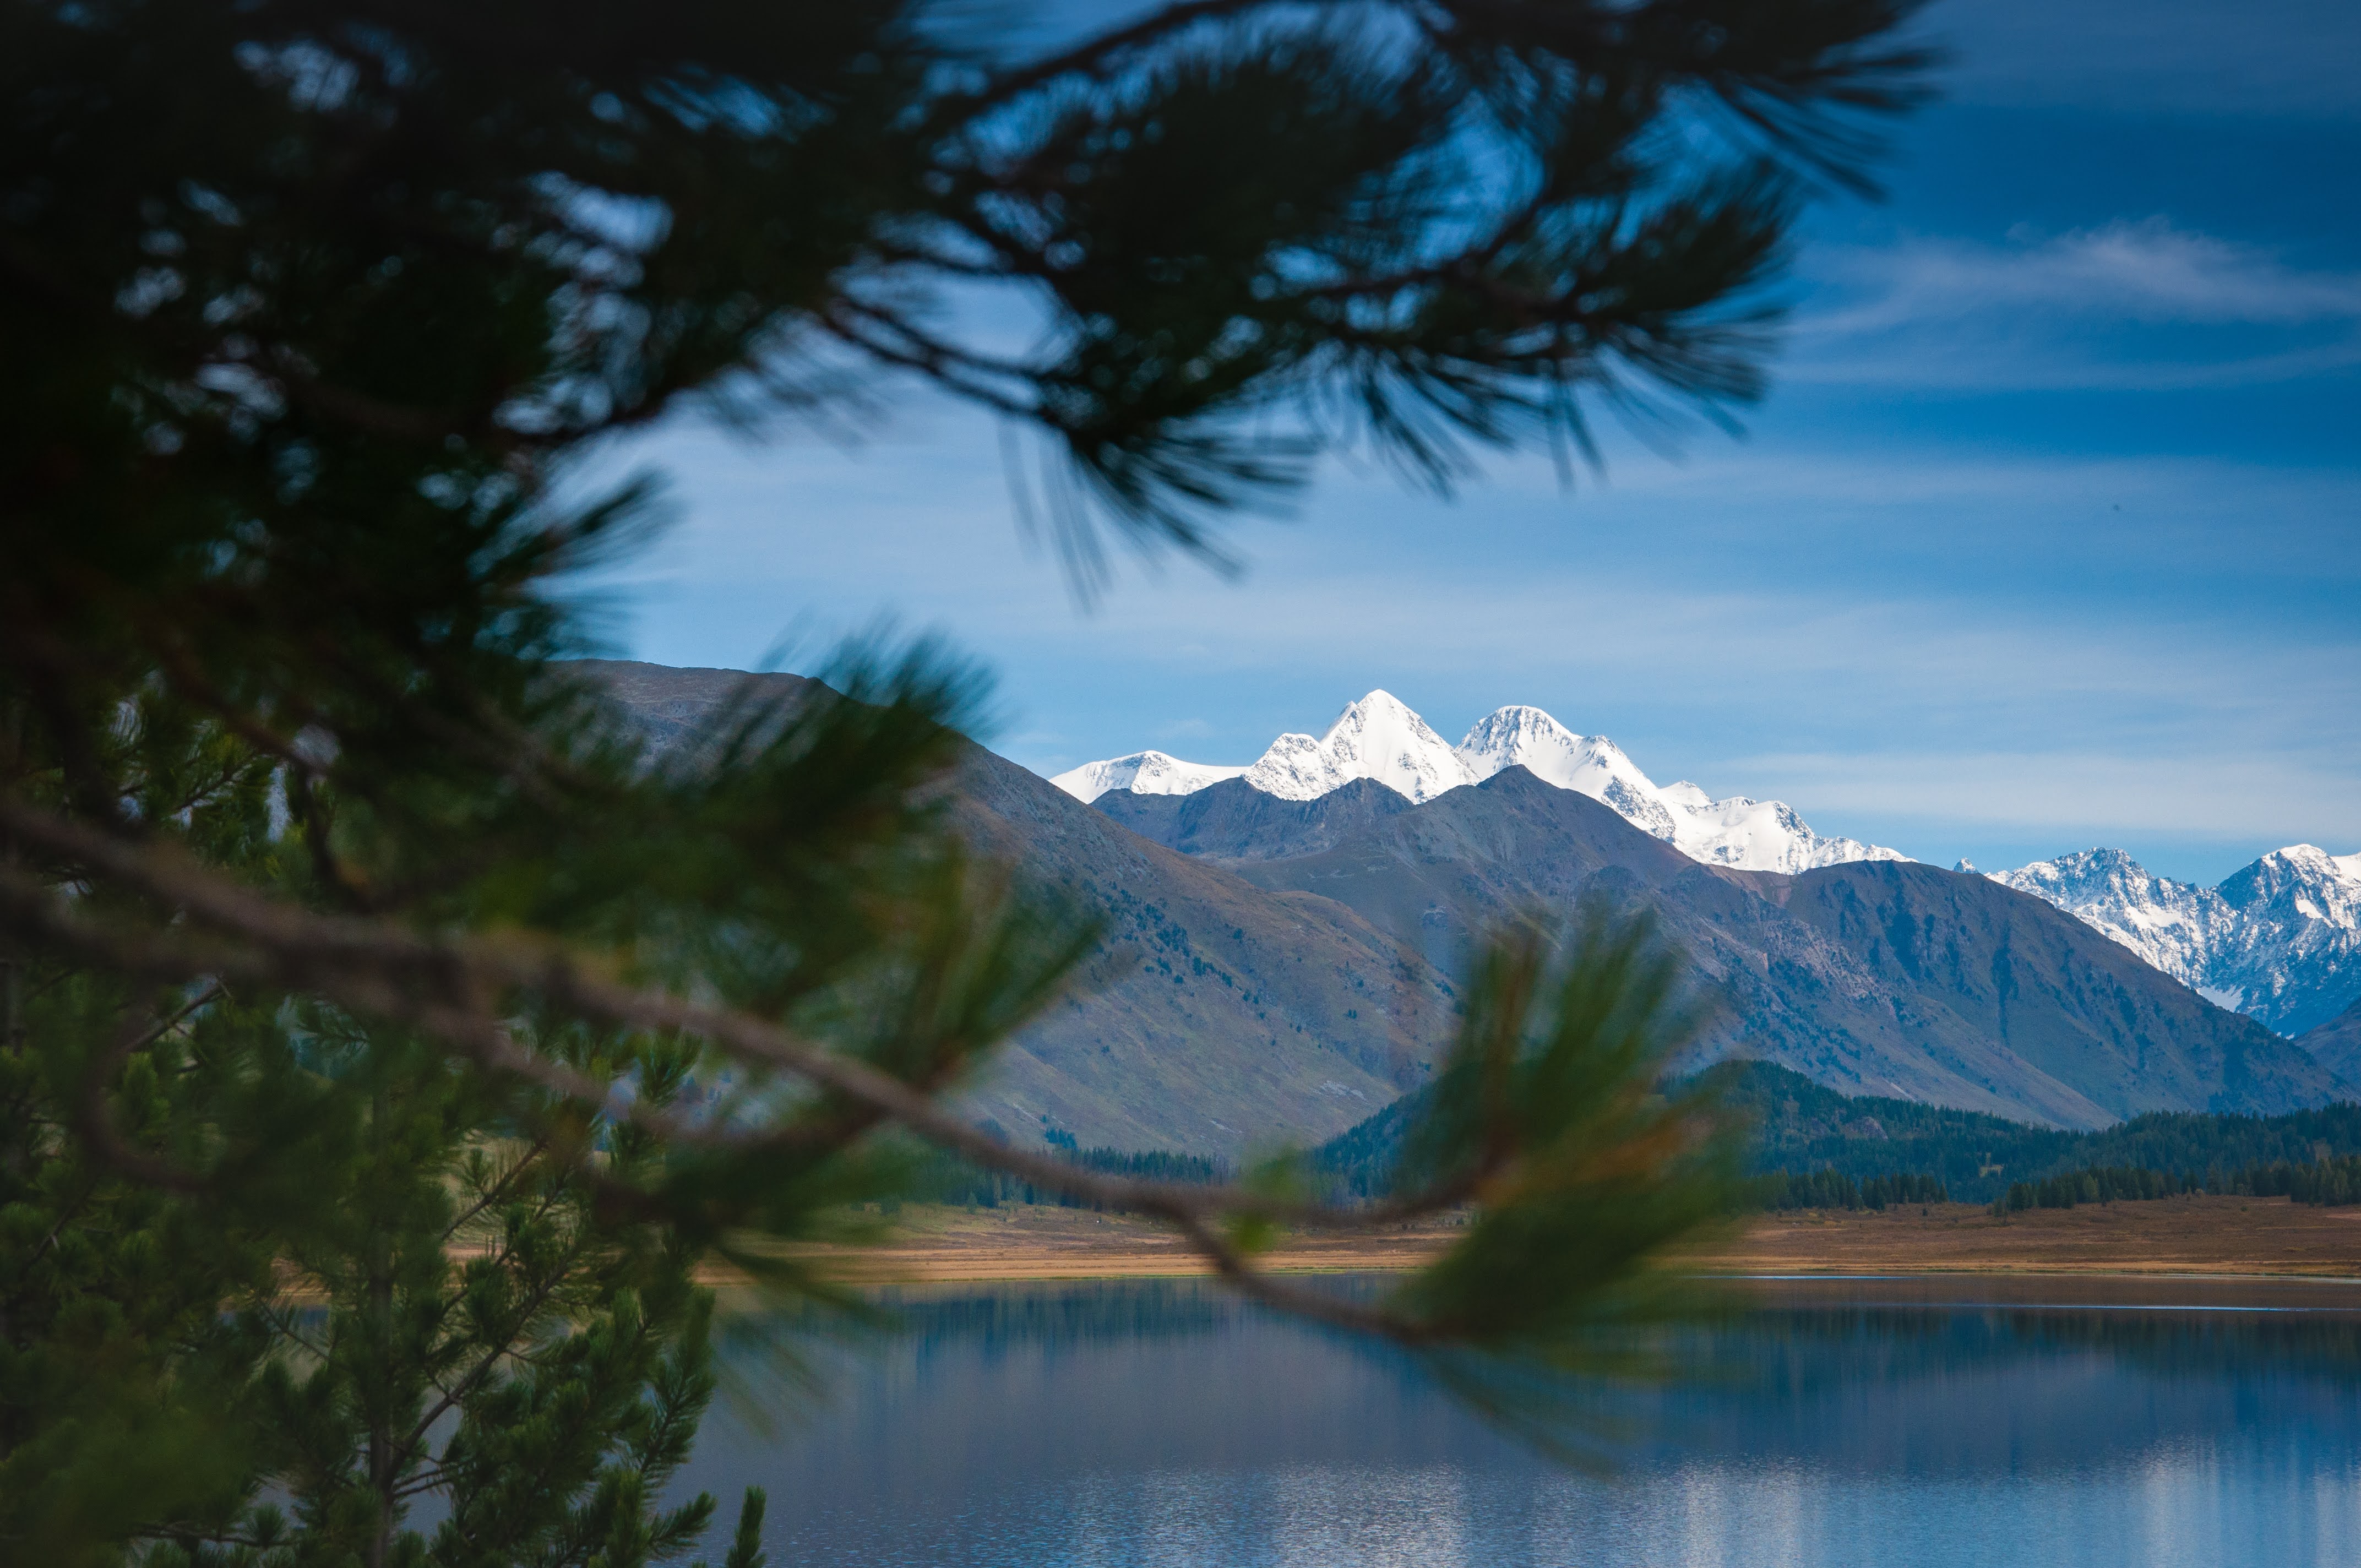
[[583, 663, 2355, 1151], [1055, 690, 1907, 875], [1064, 690, 2361, 1048]]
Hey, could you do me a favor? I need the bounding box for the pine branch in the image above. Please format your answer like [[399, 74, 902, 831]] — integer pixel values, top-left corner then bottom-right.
[[0, 794, 1510, 1236]]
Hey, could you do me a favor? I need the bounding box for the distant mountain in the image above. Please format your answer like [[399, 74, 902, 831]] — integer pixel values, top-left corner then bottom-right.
[[1053, 689, 1906, 874], [1204, 766, 2346, 1129], [576, 661, 1459, 1157], [579, 661, 2353, 1149], [1989, 846, 2361, 1037], [1047, 750, 1244, 801]]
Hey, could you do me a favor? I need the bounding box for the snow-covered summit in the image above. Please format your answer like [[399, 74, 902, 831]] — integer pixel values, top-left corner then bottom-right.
[[1048, 691, 1907, 874], [1664, 793, 1908, 876], [1049, 751, 1244, 804], [1450, 705, 1901, 873], [1988, 848, 2230, 989], [1244, 690, 1471, 803], [1989, 844, 2361, 1037], [1456, 707, 1675, 838]]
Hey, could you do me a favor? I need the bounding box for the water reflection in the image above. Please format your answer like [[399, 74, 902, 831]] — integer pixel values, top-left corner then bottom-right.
[[682, 1276, 2361, 1567]]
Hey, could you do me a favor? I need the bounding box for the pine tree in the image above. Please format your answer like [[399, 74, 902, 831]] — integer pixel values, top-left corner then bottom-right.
[[2, 1, 1930, 1555], [132, 1023, 765, 1568]]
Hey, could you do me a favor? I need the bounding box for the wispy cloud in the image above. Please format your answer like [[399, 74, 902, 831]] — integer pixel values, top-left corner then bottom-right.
[[1789, 219, 2361, 388]]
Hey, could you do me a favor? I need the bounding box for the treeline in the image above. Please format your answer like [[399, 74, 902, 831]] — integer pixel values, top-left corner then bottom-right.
[[1311, 1060, 2361, 1208], [968, 1064, 2361, 1219], [1751, 1169, 1947, 1212], [1995, 1154, 2361, 1213], [922, 1145, 1230, 1210], [1706, 1062, 2361, 1205]]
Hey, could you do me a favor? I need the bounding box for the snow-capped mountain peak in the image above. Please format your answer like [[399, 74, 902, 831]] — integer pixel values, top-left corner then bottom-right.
[[1455, 707, 1676, 839], [1449, 704, 1903, 873], [1669, 793, 1907, 875], [1049, 750, 1245, 804], [1243, 689, 1472, 803], [1987, 848, 2226, 989], [2225, 845, 2361, 932], [1049, 690, 1908, 875], [1989, 844, 2361, 1037]]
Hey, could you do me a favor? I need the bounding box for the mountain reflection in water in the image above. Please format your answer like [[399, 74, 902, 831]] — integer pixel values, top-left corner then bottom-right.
[[680, 1276, 2361, 1567]]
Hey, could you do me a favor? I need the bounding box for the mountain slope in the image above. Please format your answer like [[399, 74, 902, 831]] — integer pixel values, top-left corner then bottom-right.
[[576, 661, 1459, 1156], [1992, 845, 2361, 1036], [1092, 776, 1415, 863], [1214, 767, 2347, 1128], [2298, 998, 2361, 1084], [950, 747, 1459, 1156], [1456, 706, 1903, 872]]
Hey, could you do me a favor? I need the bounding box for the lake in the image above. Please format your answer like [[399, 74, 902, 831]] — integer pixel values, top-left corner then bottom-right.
[[683, 1274, 2361, 1567]]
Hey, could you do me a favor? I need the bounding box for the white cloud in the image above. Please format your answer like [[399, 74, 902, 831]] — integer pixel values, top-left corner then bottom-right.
[[1789, 219, 2361, 389], [1813, 220, 2361, 330]]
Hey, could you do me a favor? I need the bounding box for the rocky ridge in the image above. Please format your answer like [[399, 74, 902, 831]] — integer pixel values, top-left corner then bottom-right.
[[1054, 690, 1907, 875], [1989, 846, 2361, 1037]]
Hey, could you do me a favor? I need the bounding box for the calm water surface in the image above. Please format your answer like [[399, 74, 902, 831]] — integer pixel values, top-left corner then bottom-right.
[[683, 1275, 2361, 1567]]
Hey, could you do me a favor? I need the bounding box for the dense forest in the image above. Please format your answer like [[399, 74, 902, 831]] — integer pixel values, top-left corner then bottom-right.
[[1994, 1153, 2361, 1213], [1314, 1061, 2361, 1208], [922, 1145, 1232, 1210], [909, 1063, 2361, 1217]]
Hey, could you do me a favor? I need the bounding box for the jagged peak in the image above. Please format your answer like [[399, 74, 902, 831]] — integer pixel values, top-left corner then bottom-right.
[[1051, 688, 1907, 873]]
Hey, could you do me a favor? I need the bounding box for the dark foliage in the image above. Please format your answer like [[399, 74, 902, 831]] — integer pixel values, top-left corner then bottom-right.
[[1748, 1168, 1945, 1212], [1713, 1062, 2361, 1204], [922, 1142, 1232, 1209], [1, 2, 1930, 1556], [1320, 1060, 2361, 1208], [1994, 1155, 2361, 1215]]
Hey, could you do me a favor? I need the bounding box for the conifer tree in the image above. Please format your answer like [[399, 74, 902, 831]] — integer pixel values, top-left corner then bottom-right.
[[1, 703, 769, 1565], [2, 1, 1930, 1555]]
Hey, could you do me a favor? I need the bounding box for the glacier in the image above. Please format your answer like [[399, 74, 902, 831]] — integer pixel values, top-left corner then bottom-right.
[[1049, 690, 1908, 875], [1989, 845, 2361, 1037]]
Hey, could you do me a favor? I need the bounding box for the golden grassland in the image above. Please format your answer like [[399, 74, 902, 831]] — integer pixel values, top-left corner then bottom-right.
[[730, 1193, 2361, 1286]]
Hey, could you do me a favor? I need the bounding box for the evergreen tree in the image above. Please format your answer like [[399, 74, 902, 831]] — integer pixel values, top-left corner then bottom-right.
[[0, 698, 286, 1564], [134, 1021, 766, 1568], [2, 1, 1930, 1555], [1, 704, 765, 1565]]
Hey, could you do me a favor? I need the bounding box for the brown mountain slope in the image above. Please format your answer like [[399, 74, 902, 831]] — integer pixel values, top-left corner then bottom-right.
[[575, 660, 1457, 1156], [2298, 998, 2361, 1084], [580, 661, 2345, 1141], [1094, 776, 1415, 861], [1218, 767, 2348, 1128]]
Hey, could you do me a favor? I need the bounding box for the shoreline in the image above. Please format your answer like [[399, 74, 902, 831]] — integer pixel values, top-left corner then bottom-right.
[[731, 1193, 2361, 1286]]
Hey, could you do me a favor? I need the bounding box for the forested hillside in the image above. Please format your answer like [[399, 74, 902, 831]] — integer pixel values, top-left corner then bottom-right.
[[1319, 1061, 2361, 1207]]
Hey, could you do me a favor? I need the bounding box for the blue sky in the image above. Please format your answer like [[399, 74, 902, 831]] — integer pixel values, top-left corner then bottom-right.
[[580, 0, 2361, 886]]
